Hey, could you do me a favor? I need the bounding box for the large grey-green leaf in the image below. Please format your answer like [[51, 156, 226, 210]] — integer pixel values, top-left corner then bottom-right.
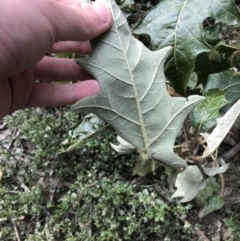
[[71, 0, 204, 168], [190, 89, 228, 132], [133, 0, 240, 95]]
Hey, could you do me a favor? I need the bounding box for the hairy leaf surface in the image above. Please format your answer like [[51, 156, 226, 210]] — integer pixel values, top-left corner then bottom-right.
[[71, 0, 204, 167], [134, 0, 240, 95], [172, 166, 206, 202]]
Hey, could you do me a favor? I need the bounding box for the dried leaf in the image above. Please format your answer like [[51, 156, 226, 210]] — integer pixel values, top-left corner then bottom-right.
[[203, 159, 229, 176], [110, 136, 135, 154], [201, 99, 240, 156]]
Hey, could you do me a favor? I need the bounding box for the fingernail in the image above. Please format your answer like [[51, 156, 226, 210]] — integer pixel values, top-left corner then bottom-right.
[[93, 3, 111, 24]]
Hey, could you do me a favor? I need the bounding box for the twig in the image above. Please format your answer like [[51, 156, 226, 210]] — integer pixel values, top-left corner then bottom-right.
[[192, 143, 200, 155], [11, 216, 21, 241], [223, 134, 237, 146], [217, 141, 240, 162], [190, 129, 200, 153], [49, 177, 61, 205], [0, 142, 19, 162], [17, 175, 30, 192], [0, 122, 7, 130], [213, 149, 225, 196], [173, 144, 182, 149], [183, 121, 190, 142]]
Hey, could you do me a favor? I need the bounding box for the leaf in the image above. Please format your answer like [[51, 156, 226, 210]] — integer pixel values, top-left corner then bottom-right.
[[110, 136, 135, 154], [201, 99, 240, 156], [205, 70, 240, 111], [119, 0, 135, 18], [58, 114, 109, 154], [190, 89, 228, 132], [172, 162, 228, 203], [194, 51, 233, 87], [120, 0, 134, 10], [203, 159, 229, 176], [194, 177, 220, 207], [195, 24, 238, 86], [71, 0, 204, 168], [203, 196, 225, 216], [202, 23, 222, 47], [171, 166, 206, 202], [133, 0, 240, 95]]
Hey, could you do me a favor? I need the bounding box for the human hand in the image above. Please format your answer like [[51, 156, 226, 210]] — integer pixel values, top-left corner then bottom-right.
[[0, 0, 112, 119]]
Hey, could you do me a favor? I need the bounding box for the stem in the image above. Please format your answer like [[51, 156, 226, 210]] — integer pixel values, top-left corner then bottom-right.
[[183, 121, 190, 142], [11, 216, 21, 241], [218, 141, 240, 162], [190, 129, 200, 153], [187, 152, 207, 180]]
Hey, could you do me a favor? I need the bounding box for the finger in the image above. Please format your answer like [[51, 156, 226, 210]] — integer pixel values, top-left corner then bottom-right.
[[55, 0, 81, 5], [50, 41, 91, 54], [50, 1, 112, 41], [24, 80, 100, 108], [34, 56, 92, 81], [8, 70, 34, 113]]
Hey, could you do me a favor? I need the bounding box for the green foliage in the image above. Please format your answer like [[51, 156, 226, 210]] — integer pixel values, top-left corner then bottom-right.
[[205, 70, 240, 112], [58, 114, 110, 154], [0, 108, 194, 240], [203, 196, 225, 216], [223, 218, 240, 240], [190, 89, 228, 132], [194, 177, 220, 207], [134, 0, 240, 95], [1, 0, 240, 239]]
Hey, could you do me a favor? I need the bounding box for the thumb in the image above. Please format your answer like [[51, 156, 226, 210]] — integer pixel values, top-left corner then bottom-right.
[[50, 1, 113, 41]]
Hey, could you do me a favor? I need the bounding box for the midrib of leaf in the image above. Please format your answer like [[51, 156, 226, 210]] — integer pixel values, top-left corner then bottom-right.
[[111, 5, 151, 158], [173, 0, 188, 79]]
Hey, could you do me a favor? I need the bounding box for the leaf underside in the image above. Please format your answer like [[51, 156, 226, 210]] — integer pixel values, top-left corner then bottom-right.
[[133, 0, 240, 95], [71, 0, 204, 168]]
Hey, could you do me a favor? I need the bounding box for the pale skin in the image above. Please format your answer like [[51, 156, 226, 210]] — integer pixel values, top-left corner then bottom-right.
[[0, 0, 113, 119]]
